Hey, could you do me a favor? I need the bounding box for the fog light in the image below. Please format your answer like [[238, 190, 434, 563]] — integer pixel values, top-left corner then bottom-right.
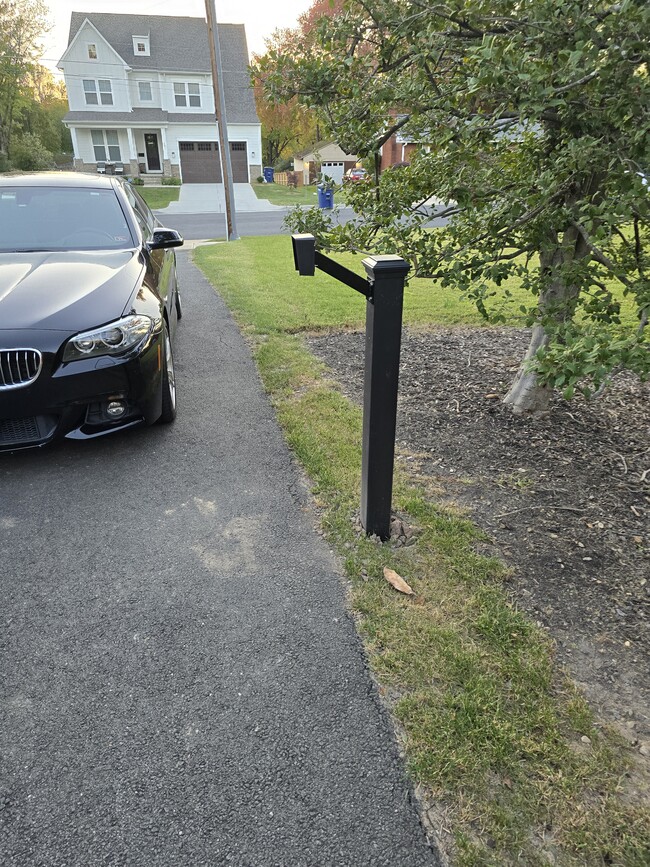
[[106, 400, 126, 418]]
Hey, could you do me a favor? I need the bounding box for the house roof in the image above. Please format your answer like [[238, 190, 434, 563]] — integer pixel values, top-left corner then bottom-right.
[[295, 141, 358, 161], [66, 12, 258, 124]]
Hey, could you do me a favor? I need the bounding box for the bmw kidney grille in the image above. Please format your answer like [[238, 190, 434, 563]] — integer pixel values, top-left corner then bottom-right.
[[0, 349, 43, 390]]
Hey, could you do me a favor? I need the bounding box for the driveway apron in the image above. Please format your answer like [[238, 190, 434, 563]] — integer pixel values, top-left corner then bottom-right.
[[0, 252, 440, 866]]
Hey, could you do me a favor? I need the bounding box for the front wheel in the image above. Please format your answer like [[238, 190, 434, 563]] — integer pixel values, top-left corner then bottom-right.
[[158, 323, 177, 423]]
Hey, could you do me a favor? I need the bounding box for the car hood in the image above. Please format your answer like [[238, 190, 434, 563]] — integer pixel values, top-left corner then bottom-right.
[[0, 250, 144, 332]]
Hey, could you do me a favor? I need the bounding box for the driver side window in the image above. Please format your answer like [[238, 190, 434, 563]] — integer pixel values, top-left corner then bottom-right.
[[125, 185, 154, 239]]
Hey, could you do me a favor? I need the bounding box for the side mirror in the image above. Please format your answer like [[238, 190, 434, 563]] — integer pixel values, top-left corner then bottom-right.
[[291, 233, 316, 276], [149, 228, 184, 250]]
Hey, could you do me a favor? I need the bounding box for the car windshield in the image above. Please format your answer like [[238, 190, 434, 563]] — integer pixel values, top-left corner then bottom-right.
[[0, 186, 135, 252]]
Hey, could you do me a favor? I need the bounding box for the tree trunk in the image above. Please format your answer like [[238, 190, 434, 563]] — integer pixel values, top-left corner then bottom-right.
[[502, 324, 551, 415], [503, 227, 589, 416]]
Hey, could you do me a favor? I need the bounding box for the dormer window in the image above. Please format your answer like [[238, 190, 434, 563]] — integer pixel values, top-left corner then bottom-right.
[[132, 35, 150, 56], [87, 43, 97, 60]]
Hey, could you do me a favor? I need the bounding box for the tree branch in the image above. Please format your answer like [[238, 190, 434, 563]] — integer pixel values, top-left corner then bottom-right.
[[572, 222, 634, 289], [553, 70, 599, 95]]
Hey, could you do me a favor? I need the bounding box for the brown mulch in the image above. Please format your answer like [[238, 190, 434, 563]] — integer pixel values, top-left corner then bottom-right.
[[306, 326, 650, 747]]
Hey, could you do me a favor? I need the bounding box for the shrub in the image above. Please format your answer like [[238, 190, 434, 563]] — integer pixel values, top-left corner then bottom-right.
[[131, 176, 144, 185], [256, 175, 265, 183], [0, 152, 10, 173], [161, 176, 181, 186], [11, 134, 54, 171]]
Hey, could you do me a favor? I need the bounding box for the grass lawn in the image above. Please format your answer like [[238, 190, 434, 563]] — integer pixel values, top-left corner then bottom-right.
[[194, 236, 529, 333], [251, 182, 321, 207], [137, 186, 181, 210], [195, 236, 649, 866]]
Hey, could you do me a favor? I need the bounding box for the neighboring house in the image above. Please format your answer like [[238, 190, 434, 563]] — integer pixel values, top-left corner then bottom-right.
[[293, 142, 359, 186], [380, 133, 419, 171], [58, 12, 262, 183]]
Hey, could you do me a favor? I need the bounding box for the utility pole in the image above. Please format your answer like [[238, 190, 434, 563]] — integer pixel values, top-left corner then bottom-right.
[[205, 0, 239, 240]]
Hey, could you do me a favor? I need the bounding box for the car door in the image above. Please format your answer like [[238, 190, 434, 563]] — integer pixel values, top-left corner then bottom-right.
[[125, 185, 175, 325]]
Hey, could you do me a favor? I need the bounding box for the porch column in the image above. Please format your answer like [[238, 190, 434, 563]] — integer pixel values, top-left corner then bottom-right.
[[126, 128, 137, 160], [69, 127, 80, 161], [160, 127, 169, 160]]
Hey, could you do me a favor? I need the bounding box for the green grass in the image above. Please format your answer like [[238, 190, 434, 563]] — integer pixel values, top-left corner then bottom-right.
[[251, 182, 322, 207], [195, 235, 525, 333], [137, 186, 180, 209], [194, 237, 650, 866]]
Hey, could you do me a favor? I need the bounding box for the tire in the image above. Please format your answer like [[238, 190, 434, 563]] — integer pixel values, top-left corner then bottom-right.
[[158, 323, 177, 423], [175, 287, 183, 320]]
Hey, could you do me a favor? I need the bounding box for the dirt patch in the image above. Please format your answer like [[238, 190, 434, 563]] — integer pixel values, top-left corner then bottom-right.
[[306, 326, 650, 748]]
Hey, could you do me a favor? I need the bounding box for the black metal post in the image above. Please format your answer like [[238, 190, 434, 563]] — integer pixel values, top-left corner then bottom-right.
[[291, 235, 410, 541], [361, 256, 410, 539]]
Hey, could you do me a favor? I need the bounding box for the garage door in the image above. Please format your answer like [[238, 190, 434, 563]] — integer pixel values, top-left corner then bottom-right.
[[229, 142, 249, 183], [179, 141, 222, 183], [321, 161, 344, 184]]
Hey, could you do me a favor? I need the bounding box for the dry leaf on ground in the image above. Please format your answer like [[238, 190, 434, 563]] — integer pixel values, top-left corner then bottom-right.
[[383, 567, 414, 595]]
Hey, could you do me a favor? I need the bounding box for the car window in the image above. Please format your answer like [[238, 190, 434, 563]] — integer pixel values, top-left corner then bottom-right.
[[124, 184, 155, 238], [0, 186, 135, 251]]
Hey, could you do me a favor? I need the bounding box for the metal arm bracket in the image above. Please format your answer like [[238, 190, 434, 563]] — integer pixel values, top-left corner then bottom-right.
[[291, 233, 370, 297]]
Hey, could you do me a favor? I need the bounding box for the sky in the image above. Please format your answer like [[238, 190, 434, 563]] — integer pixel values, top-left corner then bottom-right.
[[40, 0, 313, 75]]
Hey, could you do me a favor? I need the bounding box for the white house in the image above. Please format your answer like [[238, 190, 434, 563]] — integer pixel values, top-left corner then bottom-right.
[[58, 12, 262, 183]]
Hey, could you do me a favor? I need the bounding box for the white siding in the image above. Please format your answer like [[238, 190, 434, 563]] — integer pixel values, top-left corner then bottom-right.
[[60, 21, 130, 113], [160, 74, 214, 114], [129, 73, 162, 109]]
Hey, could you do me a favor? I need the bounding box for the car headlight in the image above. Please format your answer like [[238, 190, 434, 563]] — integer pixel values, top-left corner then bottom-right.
[[63, 315, 155, 362]]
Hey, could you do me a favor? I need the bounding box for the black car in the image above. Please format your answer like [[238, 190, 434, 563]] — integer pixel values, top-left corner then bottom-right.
[[0, 173, 183, 451]]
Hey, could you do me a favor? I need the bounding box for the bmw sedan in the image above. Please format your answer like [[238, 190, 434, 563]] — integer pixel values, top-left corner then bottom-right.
[[0, 173, 183, 452]]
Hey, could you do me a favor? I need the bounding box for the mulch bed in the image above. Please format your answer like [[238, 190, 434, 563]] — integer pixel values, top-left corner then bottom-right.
[[306, 326, 650, 748]]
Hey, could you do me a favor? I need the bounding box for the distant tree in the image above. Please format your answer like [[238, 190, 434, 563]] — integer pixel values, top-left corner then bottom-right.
[[251, 1, 346, 168], [0, 0, 48, 158], [11, 131, 53, 170], [252, 67, 316, 167], [260, 0, 650, 416], [18, 65, 72, 156]]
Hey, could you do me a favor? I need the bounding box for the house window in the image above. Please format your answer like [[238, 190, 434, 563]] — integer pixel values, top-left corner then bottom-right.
[[138, 81, 152, 102], [132, 35, 150, 56], [91, 130, 121, 162], [83, 79, 98, 105], [173, 82, 201, 108], [87, 43, 97, 60], [83, 79, 113, 106]]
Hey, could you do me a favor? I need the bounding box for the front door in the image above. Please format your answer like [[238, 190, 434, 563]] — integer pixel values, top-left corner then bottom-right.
[[144, 133, 161, 172]]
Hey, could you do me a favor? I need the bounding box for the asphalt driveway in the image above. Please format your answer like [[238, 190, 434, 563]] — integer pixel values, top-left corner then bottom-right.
[[0, 252, 440, 866]]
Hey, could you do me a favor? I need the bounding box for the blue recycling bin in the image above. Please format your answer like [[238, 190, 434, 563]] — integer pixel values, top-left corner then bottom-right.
[[263, 166, 274, 183], [317, 185, 334, 209]]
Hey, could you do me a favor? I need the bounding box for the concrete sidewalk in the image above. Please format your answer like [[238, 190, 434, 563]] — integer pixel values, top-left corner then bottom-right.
[[163, 182, 285, 214], [0, 252, 440, 866]]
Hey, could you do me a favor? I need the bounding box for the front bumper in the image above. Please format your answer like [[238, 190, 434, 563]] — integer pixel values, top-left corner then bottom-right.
[[0, 331, 164, 451]]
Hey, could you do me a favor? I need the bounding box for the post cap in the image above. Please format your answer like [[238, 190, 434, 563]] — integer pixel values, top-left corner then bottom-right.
[[362, 255, 411, 278]]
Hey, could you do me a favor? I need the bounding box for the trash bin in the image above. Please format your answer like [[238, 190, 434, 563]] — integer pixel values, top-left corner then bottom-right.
[[263, 166, 274, 183], [317, 184, 334, 209]]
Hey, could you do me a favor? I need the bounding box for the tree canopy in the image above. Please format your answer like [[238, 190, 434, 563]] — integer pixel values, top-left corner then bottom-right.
[[258, 0, 650, 414], [251, 0, 346, 168], [0, 0, 48, 155]]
